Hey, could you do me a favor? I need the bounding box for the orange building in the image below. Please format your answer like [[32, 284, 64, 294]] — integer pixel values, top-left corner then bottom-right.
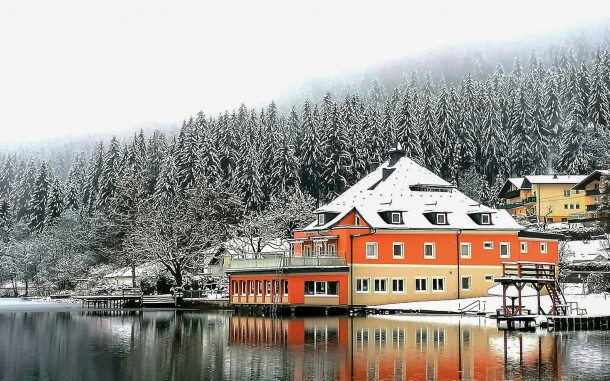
[[227, 143, 561, 309]]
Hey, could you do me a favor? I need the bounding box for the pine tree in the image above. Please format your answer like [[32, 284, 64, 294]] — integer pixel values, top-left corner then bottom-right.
[[154, 141, 179, 202], [28, 162, 51, 232], [300, 102, 323, 205], [45, 178, 65, 226], [144, 131, 167, 195], [0, 156, 15, 200], [396, 91, 422, 161], [321, 103, 352, 201], [0, 197, 12, 242], [97, 136, 122, 209], [557, 87, 592, 174], [14, 160, 37, 221], [82, 142, 104, 215]]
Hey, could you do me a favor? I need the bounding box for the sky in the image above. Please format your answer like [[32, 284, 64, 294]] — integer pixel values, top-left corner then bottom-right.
[[1, 0, 610, 144]]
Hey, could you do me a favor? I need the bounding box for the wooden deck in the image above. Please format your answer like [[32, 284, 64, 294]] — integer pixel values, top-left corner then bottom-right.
[[75, 289, 181, 308]]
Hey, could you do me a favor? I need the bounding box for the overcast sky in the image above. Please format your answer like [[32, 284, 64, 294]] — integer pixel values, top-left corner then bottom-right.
[[1, 0, 609, 144]]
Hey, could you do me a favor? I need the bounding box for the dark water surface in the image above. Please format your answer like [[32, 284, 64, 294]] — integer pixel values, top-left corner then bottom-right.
[[0, 301, 609, 380]]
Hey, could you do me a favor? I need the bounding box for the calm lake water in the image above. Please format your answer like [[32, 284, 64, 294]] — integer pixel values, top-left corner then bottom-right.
[[0, 301, 609, 380]]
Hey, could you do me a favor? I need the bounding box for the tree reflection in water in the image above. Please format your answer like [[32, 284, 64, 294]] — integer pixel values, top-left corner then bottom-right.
[[0, 311, 609, 380]]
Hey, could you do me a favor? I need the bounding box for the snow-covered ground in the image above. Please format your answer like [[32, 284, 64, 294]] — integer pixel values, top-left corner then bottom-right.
[[0, 298, 80, 312], [375, 288, 610, 317]]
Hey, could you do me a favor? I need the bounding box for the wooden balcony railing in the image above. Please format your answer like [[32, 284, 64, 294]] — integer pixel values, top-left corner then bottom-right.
[[501, 261, 557, 280], [227, 251, 347, 270], [586, 189, 600, 196]]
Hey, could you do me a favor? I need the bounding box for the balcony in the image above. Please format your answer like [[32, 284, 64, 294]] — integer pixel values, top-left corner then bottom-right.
[[586, 189, 600, 196], [523, 196, 537, 204], [586, 204, 599, 212], [226, 251, 347, 271], [503, 189, 521, 200]]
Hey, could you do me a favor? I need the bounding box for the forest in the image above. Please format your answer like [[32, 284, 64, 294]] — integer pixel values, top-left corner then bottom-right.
[[1, 38, 610, 295]]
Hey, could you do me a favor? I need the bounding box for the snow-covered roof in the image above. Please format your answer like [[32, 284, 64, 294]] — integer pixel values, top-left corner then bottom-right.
[[508, 178, 526, 189], [525, 175, 587, 185], [304, 155, 523, 231], [573, 170, 610, 190], [566, 238, 610, 263]]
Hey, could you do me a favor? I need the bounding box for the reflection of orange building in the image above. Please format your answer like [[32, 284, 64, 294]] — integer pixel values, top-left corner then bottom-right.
[[228, 315, 561, 380], [227, 143, 561, 309]]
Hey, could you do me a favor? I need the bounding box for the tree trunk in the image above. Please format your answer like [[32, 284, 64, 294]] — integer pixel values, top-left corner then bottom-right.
[[131, 263, 137, 288]]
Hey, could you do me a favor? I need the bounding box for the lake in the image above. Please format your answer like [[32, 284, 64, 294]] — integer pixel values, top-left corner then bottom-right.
[[0, 301, 609, 380]]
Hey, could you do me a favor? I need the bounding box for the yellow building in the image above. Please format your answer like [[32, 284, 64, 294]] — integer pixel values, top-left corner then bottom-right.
[[572, 169, 610, 219], [498, 175, 587, 223]]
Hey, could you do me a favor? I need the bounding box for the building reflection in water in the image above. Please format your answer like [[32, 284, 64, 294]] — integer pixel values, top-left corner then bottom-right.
[[229, 315, 560, 380]]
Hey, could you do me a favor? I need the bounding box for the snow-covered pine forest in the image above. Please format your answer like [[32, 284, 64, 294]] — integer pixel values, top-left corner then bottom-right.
[[1, 42, 610, 295]]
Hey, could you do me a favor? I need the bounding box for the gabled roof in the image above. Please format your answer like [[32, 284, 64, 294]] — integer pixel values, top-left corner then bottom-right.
[[573, 170, 610, 190], [303, 155, 522, 231]]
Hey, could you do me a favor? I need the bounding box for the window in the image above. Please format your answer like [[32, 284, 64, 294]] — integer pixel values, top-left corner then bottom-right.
[[240, 280, 246, 296], [317, 213, 325, 225], [305, 281, 339, 296], [484, 275, 494, 282], [391, 212, 401, 224], [569, 204, 574, 209], [500, 242, 510, 258], [424, 243, 436, 259], [547, 218, 554, 223], [233, 281, 238, 295], [481, 213, 491, 224], [393, 242, 404, 259], [356, 278, 370, 293], [265, 281, 271, 296], [520, 242, 528, 253], [595, 183, 600, 190], [374, 278, 388, 293], [564, 204, 568, 209], [256, 280, 263, 296], [303, 246, 312, 256], [314, 244, 323, 256], [366, 242, 378, 259], [540, 242, 548, 254], [274, 280, 280, 294], [392, 278, 405, 293], [576, 204, 580, 209], [327, 243, 336, 255], [283, 280, 288, 296], [436, 213, 447, 225], [561, 218, 568, 222], [460, 243, 471, 259], [432, 277, 445, 292], [248, 281, 254, 295], [355, 215, 361, 226], [415, 277, 428, 292], [575, 190, 580, 194], [483, 242, 494, 250], [564, 190, 571, 197], [461, 276, 472, 291]]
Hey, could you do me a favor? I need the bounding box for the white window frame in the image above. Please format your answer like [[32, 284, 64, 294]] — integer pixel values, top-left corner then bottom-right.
[[240, 280, 246, 296], [391, 278, 405, 293], [366, 242, 378, 259], [415, 277, 428, 293], [460, 243, 471, 259], [484, 275, 494, 282], [481, 213, 491, 225], [265, 280, 271, 296], [355, 215, 361, 226], [391, 212, 401, 224], [424, 243, 436, 259], [564, 190, 571, 197], [392, 242, 404, 259], [303, 245, 312, 256], [500, 242, 510, 258], [256, 280, 263, 296], [248, 280, 254, 296], [283, 280, 288, 297], [461, 276, 472, 291], [356, 278, 370, 293], [317, 213, 325, 225], [327, 243, 336, 255], [520, 242, 528, 253], [540, 242, 548, 254], [436, 213, 447, 225], [374, 278, 388, 294], [233, 281, 238, 295], [432, 277, 445, 292], [483, 241, 494, 250]]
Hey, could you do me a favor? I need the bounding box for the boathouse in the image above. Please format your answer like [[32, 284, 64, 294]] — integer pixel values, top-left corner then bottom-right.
[[226, 142, 561, 311]]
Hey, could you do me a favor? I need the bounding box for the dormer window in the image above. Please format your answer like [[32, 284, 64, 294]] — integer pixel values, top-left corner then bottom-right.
[[436, 213, 447, 225], [317, 214, 325, 225], [391, 212, 401, 224], [481, 213, 491, 225], [355, 215, 361, 226]]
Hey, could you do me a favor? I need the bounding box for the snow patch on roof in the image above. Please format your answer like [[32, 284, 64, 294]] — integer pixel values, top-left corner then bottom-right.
[[305, 156, 522, 231], [525, 175, 587, 184], [508, 178, 526, 189], [566, 238, 610, 263]]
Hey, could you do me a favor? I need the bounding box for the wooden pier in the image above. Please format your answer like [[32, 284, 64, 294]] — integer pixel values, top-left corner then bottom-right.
[[548, 315, 610, 330], [74, 288, 181, 309]]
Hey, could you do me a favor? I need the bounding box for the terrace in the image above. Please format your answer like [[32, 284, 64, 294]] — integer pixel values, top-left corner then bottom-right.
[[224, 251, 347, 272]]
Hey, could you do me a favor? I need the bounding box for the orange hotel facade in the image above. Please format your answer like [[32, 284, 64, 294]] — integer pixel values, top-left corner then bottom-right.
[[227, 144, 561, 309]]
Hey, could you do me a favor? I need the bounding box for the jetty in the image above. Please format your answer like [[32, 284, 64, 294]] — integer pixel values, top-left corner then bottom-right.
[[74, 288, 181, 308]]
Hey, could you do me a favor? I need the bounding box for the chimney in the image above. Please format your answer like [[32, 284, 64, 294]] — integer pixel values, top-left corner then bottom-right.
[[553, 173, 558, 179], [369, 162, 379, 172], [388, 139, 406, 167], [382, 168, 395, 181]]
